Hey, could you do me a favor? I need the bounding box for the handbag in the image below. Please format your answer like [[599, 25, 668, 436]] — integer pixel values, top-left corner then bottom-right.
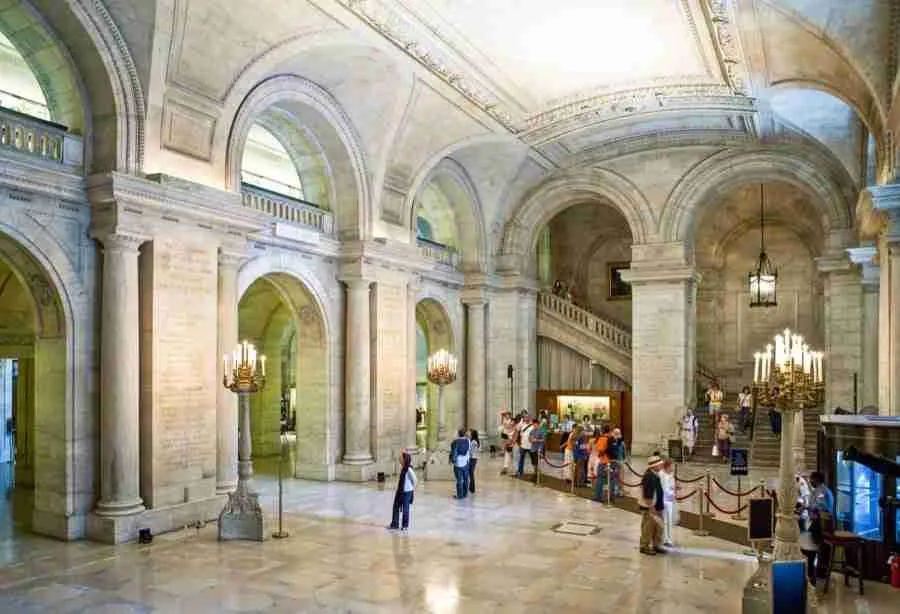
[[711, 443, 720, 457]]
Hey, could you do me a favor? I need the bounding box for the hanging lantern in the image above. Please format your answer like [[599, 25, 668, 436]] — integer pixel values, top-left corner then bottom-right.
[[749, 184, 777, 308]]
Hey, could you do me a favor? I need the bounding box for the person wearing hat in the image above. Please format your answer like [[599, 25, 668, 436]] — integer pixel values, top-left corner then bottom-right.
[[639, 454, 666, 555]]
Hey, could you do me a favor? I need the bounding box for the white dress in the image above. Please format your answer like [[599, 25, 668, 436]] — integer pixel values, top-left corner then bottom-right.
[[680, 415, 698, 450]]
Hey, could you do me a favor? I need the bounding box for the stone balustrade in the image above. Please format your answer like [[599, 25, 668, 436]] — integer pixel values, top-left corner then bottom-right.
[[241, 182, 334, 235], [0, 107, 70, 164], [538, 292, 632, 352], [416, 238, 459, 269]]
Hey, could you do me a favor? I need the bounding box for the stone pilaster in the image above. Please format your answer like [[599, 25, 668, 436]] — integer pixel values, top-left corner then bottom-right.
[[847, 246, 879, 410], [95, 231, 146, 517], [622, 248, 698, 455], [868, 184, 900, 416], [342, 277, 374, 465], [406, 277, 420, 449], [462, 291, 487, 434], [816, 253, 863, 413], [215, 250, 243, 494]]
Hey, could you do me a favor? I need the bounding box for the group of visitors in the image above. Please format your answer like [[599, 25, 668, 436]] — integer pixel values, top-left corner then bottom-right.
[[638, 453, 678, 555], [499, 411, 548, 478], [551, 279, 578, 305]]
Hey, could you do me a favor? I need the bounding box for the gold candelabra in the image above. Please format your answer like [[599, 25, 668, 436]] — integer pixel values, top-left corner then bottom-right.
[[223, 340, 267, 393], [426, 349, 457, 444], [751, 328, 824, 566]]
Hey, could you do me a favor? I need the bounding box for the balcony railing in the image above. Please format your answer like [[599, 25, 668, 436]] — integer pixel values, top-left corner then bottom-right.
[[416, 237, 459, 268], [538, 292, 632, 353], [241, 182, 334, 235], [0, 106, 67, 164]]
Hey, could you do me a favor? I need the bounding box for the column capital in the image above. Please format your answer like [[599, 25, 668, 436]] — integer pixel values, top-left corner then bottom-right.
[[461, 285, 489, 306], [217, 248, 246, 270], [620, 264, 701, 286], [93, 230, 147, 253], [860, 184, 900, 241], [815, 252, 854, 274], [340, 276, 373, 292]]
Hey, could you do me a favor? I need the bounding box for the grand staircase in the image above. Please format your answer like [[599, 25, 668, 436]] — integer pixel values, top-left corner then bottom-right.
[[537, 291, 823, 469]]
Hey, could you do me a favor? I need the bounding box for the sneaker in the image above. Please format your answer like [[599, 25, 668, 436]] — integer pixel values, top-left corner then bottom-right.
[[654, 546, 668, 554], [663, 542, 674, 548], [386, 525, 399, 531], [639, 548, 657, 556]]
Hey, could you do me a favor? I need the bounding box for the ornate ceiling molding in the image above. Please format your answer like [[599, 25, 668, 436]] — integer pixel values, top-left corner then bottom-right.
[[338, 0, 753, 138]]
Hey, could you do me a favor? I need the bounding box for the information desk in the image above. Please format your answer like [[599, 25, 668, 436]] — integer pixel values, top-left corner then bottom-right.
[[535, 389, 631, 447], [818, 414, 900, 583]]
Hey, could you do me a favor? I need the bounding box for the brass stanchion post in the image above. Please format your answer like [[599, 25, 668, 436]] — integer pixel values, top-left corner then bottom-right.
[[694, 488, 710, 536]]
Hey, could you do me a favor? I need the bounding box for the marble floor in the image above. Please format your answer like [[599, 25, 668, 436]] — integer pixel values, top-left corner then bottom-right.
[[0, 459, 896, 613]]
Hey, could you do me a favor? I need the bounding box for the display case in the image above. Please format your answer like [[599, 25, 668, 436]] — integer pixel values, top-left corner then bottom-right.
[[534, 388, 631, 447], [819, 415, 900, 583]]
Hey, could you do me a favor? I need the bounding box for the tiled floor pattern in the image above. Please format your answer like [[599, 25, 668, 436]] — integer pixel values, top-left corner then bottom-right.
[[0, 459, 896, 613]]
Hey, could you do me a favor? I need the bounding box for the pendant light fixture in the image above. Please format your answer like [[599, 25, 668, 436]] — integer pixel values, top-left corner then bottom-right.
[[748, 184, 777, 307]]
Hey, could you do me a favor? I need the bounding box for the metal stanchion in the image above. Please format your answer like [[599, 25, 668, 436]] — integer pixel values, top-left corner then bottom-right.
[[606, 463, 612, 505], [570, 461, 575, 495], [272, 433, 290, 539], [704, 469, 713, 517], [731, 475, 747, 520], [693, 488, 710, 536], [536, 454, 542, 487]]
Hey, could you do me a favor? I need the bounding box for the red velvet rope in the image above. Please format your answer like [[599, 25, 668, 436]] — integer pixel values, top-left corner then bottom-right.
[[675, 473, 705, 484], [711, 477, 760, 498], [539, 453, 572, 469], [676, 489, 698, 502], [622, 478, 642, 488], [704, 491, 749, 515], [624, 462, 644, 478]]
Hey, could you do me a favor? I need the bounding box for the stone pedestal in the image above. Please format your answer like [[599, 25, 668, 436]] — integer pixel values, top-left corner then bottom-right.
[[218, 391, 264, 541], [741, 557, 772, 614]]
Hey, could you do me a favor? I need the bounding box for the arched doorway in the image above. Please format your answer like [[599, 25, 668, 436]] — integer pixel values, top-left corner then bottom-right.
[[237, 272, 329, 478], [0, 231, 66, 536], [415, 298, 454, 450]]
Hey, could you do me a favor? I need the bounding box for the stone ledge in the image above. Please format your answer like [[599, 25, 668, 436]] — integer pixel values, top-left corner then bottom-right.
[[87, 495, 225, 544]]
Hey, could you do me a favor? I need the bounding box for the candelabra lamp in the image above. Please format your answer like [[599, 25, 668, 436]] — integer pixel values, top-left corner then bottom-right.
[[752, 329, 824, 563], [426, 349, 457, 444], [218, 340, 267, 541]]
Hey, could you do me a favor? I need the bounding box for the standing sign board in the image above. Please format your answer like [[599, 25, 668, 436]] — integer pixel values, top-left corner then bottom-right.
[[730, 448, 748, 476], [748, 497, 774, 541]]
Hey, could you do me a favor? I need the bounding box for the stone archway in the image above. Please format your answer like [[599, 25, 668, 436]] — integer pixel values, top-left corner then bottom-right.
[[415, 298, 455, 450], [0, 230, 67, 536], [237, 271, 331, 480]]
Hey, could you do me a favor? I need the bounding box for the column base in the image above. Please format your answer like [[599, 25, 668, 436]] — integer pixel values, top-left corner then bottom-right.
[[742, 557, 771, 614], [215, 481, 238, 496], [218, 489, 266, 542], [334, 462, 378, 482], [423, 439, 454, 481], [342, 453, 374, 465], [294, 462, 336, 481], [94, 499, 145, 518]]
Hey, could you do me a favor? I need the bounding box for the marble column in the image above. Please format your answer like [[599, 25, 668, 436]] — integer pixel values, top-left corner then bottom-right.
[[622, 261, 699, 455], [817, 254, 862, 412], [465, 299, 486, 433], [407, 278, 419, 448], [847, 247, 879, 409], [343, 278, 373, 464], [96, 232, 145, 517], [215, 251, 242, 494]]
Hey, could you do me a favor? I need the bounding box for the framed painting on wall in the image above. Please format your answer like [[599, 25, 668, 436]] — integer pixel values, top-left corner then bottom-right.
[[608, 262, 631, 300]]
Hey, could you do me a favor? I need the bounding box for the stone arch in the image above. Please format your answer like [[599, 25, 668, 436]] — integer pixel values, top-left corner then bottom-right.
[[499, 167, 653, 274], [225, 75, 371, 240], [410, 158, 488, 273], [415, 296, 456, 450], [237, 255, 336, 480], [0, 212, 91, 539], [661, 147, 853, 250], [21, 0, 146, 172]]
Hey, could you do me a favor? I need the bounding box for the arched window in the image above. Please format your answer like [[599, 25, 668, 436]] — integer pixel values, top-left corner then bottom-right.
[[414, 182, 458, 248], [241, 124, 305, 201], [0, 31, 50, 120]]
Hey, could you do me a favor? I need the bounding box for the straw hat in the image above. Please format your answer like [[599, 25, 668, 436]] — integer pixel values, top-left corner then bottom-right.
[[647, 454, 664, 469]]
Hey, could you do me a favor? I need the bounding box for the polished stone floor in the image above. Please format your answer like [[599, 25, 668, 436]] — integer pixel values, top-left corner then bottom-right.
[[0, 459, 896, 613]]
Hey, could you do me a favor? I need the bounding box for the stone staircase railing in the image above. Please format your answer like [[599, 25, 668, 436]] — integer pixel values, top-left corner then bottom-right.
[[538, 292, 632, 353], [0, 106, 77, 165], [241, 182, 335, 235], [416, 237, 459, 269]]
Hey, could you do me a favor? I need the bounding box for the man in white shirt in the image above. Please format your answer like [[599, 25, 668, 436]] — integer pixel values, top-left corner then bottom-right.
[[517, 417, 534, 478]]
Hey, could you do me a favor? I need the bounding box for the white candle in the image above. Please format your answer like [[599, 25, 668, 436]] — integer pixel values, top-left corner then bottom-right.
[[260, 355, 266, 377], [753, 353, 760, 382]]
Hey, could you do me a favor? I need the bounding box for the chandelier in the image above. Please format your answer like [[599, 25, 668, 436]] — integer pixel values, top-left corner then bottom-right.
[[748, 184, 777, 308], [426, 349, 458, 386]]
